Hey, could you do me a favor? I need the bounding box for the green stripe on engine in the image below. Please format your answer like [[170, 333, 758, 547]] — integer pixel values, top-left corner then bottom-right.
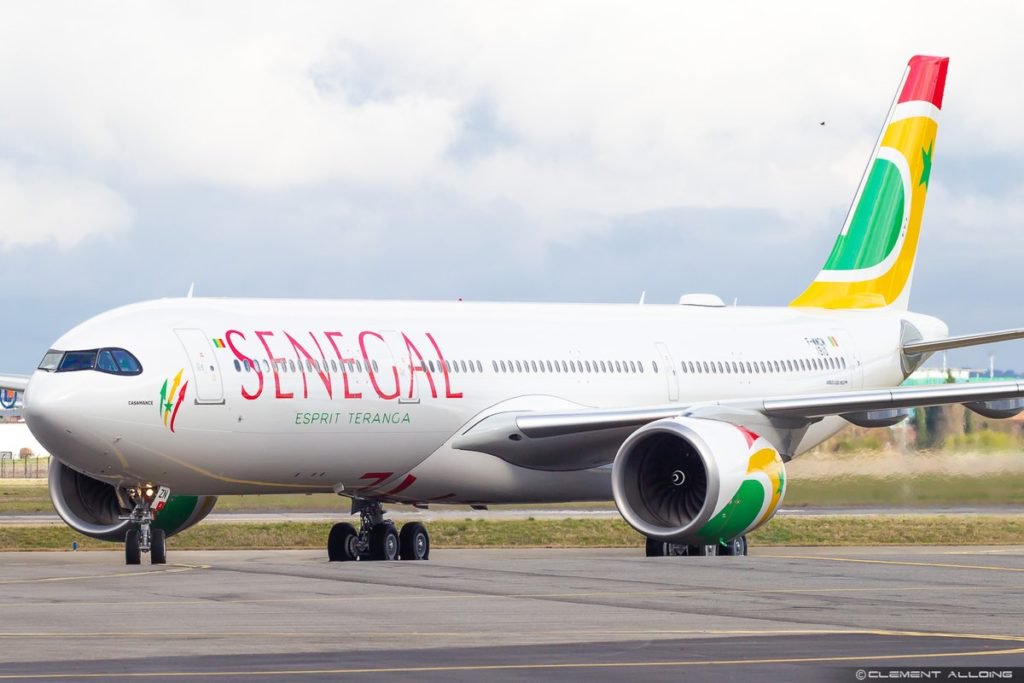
[[823, 158, 905, 271], [696, 480, 764, 544], [153, 495, 200, 536]]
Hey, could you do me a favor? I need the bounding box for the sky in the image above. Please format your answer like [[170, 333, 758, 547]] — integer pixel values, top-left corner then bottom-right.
[[1, 2, 1023, 374]]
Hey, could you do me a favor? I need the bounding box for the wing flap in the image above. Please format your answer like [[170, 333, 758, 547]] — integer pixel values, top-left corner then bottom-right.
[[761, 380, 1024, 419]]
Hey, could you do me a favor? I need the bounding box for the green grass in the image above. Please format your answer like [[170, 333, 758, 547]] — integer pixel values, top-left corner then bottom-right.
[[0, 482, 52, 513], [5, 472, 1024, 515], [3, 515, 1023, 552], [783, 473, 1024, 507]]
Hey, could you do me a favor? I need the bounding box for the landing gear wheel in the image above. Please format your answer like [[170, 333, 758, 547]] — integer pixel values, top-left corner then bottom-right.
[[645, 538, 666, 557], [687, 543, 719, 557], [125, 528, 141, 565], [645, 538, 688, 556], [150, 528, 167, 565], [369, 524, 400, 561], [719, 535, 748, 556], [327, 522, 360, 562], [399, 522, 430, 560]]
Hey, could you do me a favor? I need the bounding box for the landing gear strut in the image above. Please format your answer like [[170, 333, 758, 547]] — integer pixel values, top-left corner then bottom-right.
[[327, 500, 430, 562], [122, 485, 170, 565]]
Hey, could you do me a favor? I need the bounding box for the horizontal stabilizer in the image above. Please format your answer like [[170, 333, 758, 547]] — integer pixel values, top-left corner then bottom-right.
[[903, 328, 1024, 354]]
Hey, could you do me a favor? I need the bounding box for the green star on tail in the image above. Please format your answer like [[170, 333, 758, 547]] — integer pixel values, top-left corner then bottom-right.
[[919, 141, 933, 188]]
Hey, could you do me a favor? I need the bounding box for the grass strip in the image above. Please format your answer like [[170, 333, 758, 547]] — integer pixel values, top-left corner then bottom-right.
[[2, 515, 1023, 552], [6, 473, 1024, 514]]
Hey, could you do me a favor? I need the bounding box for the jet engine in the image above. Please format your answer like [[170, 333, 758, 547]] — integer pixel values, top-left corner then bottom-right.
[[611, 417, 786, 544], [48, 459, 217, 541]]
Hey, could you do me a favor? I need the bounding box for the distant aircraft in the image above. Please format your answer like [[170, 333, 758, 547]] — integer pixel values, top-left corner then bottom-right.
[[0, 380, 24, 411], [3, 55, 1023, 566]]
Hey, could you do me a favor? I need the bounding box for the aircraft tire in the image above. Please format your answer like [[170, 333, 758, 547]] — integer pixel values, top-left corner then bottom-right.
[[327, 522, 360, 562], [399, 522, 430, 560], [645, 538, 666, 557], [369, 524, 400, 561], [719, 535, 748, 556], [125, 529, 141, 566], [151, 528, 167, 565]]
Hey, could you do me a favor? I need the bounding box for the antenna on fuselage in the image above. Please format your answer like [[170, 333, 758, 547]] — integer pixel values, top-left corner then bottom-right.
[[186, 283, 195, 299], [638, 291, 646, 305]]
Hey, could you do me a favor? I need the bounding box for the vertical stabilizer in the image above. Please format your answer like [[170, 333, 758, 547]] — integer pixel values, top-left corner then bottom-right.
[[791, 55, 948, 310]]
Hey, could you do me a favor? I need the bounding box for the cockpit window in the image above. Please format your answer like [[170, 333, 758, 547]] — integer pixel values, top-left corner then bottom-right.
[[110, 349, 142, 374], [38, 350, 64, 372], [58, 351, 97, 372], [96, 350, 119, 374], [47, 348, 144, 375]]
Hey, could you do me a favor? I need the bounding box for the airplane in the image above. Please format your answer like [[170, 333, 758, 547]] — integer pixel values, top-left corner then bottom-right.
[[0, 384, 22, 411], [3, 54, 1024, 566]]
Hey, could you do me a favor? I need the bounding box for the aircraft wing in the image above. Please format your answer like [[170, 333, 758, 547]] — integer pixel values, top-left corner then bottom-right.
[[454, 380, 1024, 470], [0, 375, 29, 394], [756, 380, 1024, 418]]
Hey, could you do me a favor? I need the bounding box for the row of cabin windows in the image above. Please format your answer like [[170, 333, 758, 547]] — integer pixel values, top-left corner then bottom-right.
[[229, 357, 657, 376], [231, 357, 485, 375], [229, 355, 846, 379], [681, 355, 847, 376], [492, 359, 651, 375]]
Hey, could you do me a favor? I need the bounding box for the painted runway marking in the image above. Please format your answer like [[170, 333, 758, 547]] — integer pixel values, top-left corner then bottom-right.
[[0, 628, 1020, 642], [1, 645, 1022, 679], [771, 554, 1024, 572], [1, 582, 1008, 609], [0, 564, 209, 586]]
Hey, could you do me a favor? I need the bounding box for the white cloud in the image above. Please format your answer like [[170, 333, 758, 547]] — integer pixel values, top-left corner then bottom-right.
[[0, 1, 1021, 259], [1, 1, 1022, 223], [0, 164, 132, 249]]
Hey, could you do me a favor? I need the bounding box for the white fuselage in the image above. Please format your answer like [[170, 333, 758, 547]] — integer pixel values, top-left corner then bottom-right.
[[23, 298, 946, 503]]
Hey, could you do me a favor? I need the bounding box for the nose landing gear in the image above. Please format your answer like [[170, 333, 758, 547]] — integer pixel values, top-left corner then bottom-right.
[[327, 499, 430, 562], [122, 485, 170, 565]]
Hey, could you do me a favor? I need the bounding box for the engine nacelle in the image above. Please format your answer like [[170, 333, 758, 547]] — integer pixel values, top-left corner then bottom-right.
[[611, 417, 786, 545], [49, 459, 217, 542]]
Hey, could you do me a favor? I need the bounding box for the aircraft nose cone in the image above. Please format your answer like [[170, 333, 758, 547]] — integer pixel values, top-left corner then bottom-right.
[[23, 372, 81, 454]]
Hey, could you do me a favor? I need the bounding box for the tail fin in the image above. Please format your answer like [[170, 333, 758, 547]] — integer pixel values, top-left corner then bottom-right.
[[791, 55, 948, 310]]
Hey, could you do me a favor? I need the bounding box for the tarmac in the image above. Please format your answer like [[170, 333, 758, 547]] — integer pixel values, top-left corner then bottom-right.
[[0, 545, 1023, 681]]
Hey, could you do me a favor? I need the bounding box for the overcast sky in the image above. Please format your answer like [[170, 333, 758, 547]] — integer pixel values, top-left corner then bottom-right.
[[2, 2, 1023, 374]]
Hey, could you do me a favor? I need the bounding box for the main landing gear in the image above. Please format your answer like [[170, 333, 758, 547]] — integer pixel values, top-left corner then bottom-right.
[[122, 485, 171, 566], [645, 535, 748, 558], [327, 499, 430, 562]]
